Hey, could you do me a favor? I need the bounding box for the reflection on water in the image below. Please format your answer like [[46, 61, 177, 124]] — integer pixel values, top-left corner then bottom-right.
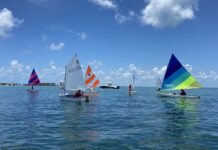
[[60, 99, 99, 149], [161, 98, 199, 149]]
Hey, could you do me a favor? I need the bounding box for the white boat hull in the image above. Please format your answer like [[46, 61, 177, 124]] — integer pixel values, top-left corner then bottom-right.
[[59, 91, 98, 102], [129, 90, 136, 95], [156, 92, 200, 99], [59, 94, 88, 102], [100, 85, 120, 89]]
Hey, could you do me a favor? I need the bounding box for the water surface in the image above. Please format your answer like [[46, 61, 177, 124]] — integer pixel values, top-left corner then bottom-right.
[[0, 86, 218, 149]]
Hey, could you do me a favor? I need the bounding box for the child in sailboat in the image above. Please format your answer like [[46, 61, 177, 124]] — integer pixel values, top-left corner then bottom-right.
[[180, 89, 187, 96], [75, 90, 83, 97], [75, 90, 90, 102]]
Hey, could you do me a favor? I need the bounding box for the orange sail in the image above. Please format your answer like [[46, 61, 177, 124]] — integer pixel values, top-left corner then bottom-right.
[[85, 65, 100, 88]]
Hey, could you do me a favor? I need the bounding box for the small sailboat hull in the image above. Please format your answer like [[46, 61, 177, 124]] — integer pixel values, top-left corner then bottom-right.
[[156, 92, 200, 99], [129, 90, 136, 95], [128, 90, 136, 95], [59, 93, 89, 102], [27, 89, 39, 93]]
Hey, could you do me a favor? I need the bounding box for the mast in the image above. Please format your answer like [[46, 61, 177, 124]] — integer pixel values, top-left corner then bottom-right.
[[64, 66, 66, 95], [132, 71, 136, 90]]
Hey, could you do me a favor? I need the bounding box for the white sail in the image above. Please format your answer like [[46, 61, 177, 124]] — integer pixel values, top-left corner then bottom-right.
[[132, 71, 136, 90], [65, 54, 85, 92], [156, 78, 162, 90]]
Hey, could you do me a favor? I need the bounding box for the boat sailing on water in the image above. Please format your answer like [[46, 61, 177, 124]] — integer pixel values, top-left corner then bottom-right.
[[100, 82, 120, 89], [156, 77, 162, 91], [132, 71, 137, 93], [129, 71, 137, 95], [59, 54, 87, 101], [156, 54, 202, 99], [59, 54, 99, 101], [28, 69, 40, 90], [85, 65, 100, 94]]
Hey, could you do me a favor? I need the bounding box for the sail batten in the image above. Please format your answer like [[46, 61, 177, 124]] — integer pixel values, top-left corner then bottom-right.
[[161, 54, 201, 90]]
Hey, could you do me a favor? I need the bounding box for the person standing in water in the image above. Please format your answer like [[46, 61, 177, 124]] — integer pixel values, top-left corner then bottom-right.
[[128, 84, 132, 95], [180, 89, 187, 96]]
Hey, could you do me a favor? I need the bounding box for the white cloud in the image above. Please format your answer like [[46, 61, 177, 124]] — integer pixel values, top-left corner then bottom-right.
[[118, 67, 123, 72], [49, 42, 65, 51], [140, 0, 198, 28], [128, 64, 137, 71], [40, 64, 64, 83], [88, 60, 103, 69], [25, 65, 30, 70], [1, 59, 218, 87], [49, 60, 57, 70], [0, 67, 5, 74], [196, 71, 218, 82], [89, 0, 117, 9], [96, 70, 105, 76], [115, 13, 130, 24], [114, 10, 136, 24], [51, 66, 57, 70], [123, 72, 131, 78], [104, 76, 112, 82], [105, 64, 148, 85], [0, 60, 65, 83], [184, 64, 193, 72], [77, 32, 87, 40], [49, 27, 87, 40], [152, 66, 167, 76], [0, 8, 23, 38], [10, 60, 23, 72], [129, 10, 136, 17], [89, 0, 137, 24], [10, 60, 18, 67], [49, 60, 54, 66]]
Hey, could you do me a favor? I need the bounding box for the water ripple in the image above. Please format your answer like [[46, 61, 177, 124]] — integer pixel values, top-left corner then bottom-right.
[[0, 86, 218, 149]]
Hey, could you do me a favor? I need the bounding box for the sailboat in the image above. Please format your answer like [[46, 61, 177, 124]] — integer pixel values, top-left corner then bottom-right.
[[156, 77, 162, 91], [130, 71, 136, 94], [59, 54, 87, 101], [156, 54, 202, 99], [85, 65, 100, 93], [59, 54, 98, 101], [28, 69, 40, 90]]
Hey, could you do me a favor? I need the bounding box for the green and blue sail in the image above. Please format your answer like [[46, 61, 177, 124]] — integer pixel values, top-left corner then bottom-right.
[[161, 54, 201, 90]]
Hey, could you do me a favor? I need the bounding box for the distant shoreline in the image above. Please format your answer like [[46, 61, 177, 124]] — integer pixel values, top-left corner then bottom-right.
[[0, 83, 57, 86]]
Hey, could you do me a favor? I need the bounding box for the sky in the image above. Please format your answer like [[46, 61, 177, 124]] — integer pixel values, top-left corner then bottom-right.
[[0, 0, 218, 87]]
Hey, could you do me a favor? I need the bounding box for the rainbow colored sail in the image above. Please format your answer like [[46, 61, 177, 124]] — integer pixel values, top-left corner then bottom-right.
[[161, 54, 201, 90], [28, 69, 40, 86]]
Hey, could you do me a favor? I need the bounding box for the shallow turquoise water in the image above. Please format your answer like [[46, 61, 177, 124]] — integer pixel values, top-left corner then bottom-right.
[[0, 86, 218, 149]]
